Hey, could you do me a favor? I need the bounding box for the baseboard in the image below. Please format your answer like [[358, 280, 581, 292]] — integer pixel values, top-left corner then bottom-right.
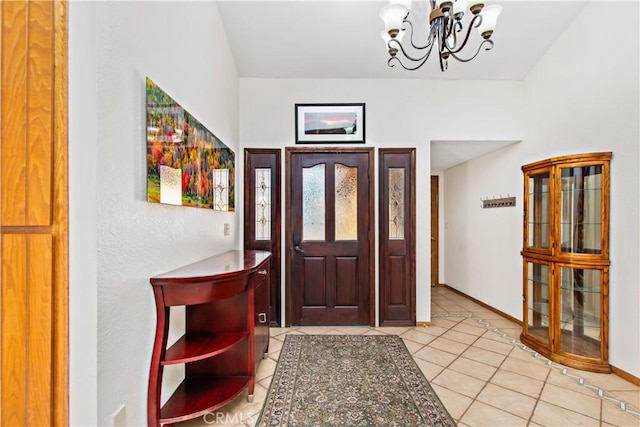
[[416, 321, 431, 327], [441, 284, 522, 326], [440, 284, 640, 385]]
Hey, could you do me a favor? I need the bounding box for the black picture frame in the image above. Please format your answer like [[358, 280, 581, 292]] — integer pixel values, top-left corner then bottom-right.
[[295, 103, 365, 144]]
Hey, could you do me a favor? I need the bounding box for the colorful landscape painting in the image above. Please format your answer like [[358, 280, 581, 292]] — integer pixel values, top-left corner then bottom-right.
[[146, 77, 235, 211]]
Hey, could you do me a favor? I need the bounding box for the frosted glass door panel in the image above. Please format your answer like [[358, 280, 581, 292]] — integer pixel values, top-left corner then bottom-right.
[[560, 166, 603, 254], [302, 164, 326, 240], [335, 164, 358, 241], [255, 168, 271, 240], [527, 172, 550, 249], [389, 168, 405, 240]]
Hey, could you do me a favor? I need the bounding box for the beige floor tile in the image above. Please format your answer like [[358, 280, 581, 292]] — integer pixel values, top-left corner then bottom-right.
[[430, 384, 473, 420], [461, 346, 507, 367], [401, 337, 426, 354], [473, 336, 514, 355], [476, 383, 537, 419], [482, 317, 521, 329], [413, 345, 458, 367], [362, 329, 386, 335], [544, 368, 599, 397], [607, 389, 640, 409], [539, 382, 603, 419], [429, 336, 470, 354], [413, 357, 444, 381], [440, 329, 479, 345], [500, 356, 552, 382], [330, 326, 371, 335], [448, 357, 497, 382], [432, 369, 486, 399], [255, 357, 277, 382], [490, 370, 545, 398], [601, 398, 640, 426], [431, 317, 462, 329], [266, 337, 283, 355], [531, 400, 601, 426], [452, 322, 487, 337], [376, 326, 411, 335], [460, 400, 528, 427], [579, 371, 640, 392], [401, 328, 438, 345], [420, 324, 450, 337]]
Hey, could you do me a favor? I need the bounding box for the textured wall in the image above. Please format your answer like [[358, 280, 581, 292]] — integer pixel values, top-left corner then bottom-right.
[[70, 2, 240, 425]]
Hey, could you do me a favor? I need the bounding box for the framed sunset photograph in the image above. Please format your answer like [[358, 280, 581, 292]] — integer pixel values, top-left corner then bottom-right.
[[295, 103, 365, 144]]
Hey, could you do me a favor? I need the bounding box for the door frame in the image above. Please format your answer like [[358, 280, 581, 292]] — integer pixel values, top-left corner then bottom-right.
[[431, 175, 439, 286], [284, 146, 375, 326]]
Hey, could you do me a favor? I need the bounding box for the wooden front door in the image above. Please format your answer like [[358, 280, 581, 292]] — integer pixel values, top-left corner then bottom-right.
[[286, 148, 373, 326]]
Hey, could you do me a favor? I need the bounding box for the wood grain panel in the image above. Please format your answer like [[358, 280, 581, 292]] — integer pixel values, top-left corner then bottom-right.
[[27, 234, 53, 425], [388, 255, 406, 305], [1, 234, 28, 426], [303, 257, 326, 306], [335, 256, 357, 306], [27, 1, 53, 226], [1, 0, 28, 225]]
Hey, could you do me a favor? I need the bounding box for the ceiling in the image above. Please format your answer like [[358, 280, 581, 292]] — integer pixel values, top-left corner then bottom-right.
[[216, 0, 587, 168]]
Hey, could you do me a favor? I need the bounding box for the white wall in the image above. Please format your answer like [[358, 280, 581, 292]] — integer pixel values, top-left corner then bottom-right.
[[444, 1, 640, 377], [69, 2, 240, 425], [239, 78, 524, 324]]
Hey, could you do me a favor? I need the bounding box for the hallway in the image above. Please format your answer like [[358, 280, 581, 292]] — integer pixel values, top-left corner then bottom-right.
[[175, 286, 640, 426]]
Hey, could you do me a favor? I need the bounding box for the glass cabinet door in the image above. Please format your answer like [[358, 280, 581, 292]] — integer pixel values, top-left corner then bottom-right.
[[558, 266, 603, 359], [526, 171, 551, 250], [525, 260, 551, 345], [559, 165, 603, 255]]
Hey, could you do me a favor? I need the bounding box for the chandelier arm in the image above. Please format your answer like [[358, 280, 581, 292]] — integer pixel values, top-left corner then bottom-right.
[[403, 18, 434, 51], [389, 36, 435, 64], [448, 39, 494, 62], [387, 54, 432, 71], [447, 14, 483, 54]]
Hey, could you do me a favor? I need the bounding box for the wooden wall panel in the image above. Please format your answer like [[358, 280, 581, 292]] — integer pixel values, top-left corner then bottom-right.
[[1, 235, 28, 426], [0, 1, 68, 425], [1, 1, 28, 225], [27, 1, 53, 226]]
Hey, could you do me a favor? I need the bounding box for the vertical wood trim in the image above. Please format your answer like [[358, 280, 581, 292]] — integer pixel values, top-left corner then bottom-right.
[[27, 233, 53, 426], [430, 176, 439, 286], [1, 234, 28, 426], [52, 1, 68, 424], [27, 0, 53, 226], [1, 0, 28, 225]]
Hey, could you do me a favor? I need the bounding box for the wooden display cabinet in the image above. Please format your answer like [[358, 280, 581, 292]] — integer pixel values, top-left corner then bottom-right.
[[521, 152, 611, 373], [147, 250, 271, 426]]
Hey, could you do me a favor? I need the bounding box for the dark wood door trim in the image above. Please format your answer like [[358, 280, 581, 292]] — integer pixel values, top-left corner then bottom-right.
[[285, 147, 374, 326], [244, 149, 281, 325], [378, 148, 416, 326], [431, 175, 439, 286]]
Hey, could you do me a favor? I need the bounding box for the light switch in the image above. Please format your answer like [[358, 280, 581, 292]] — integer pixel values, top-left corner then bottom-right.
[[224, 223, 230, 236]]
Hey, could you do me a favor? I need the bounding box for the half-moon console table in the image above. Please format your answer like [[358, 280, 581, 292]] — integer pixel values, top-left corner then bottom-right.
[[147, 250, 271, 426]]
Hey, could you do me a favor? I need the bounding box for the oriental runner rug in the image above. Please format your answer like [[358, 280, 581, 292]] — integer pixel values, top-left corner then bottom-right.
[[257, 334, 457, 426]]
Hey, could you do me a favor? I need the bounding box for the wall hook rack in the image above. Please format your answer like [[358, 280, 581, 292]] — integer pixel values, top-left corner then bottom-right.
[[481, 194, 516, 209]]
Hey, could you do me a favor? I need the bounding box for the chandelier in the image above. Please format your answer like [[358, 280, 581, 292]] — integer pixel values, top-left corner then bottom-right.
[[380, 0, 502, 71]]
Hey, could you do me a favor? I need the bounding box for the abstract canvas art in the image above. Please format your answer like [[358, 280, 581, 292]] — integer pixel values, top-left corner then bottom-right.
[[146, 77, 235, 211]]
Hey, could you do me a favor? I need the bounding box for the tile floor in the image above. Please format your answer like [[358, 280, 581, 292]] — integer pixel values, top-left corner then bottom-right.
[[174, 286, 640, 426]]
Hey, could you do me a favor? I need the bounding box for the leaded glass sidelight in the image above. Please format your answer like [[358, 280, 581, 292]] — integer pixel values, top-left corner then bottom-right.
[[302, 164, 325, 241], [527, 172, 550, 249], [389, 168, 405, 240], [212, 168, 229, 211], [560, 166, 603, 254], [335, 164, 358, 241], [255, 168, 271, 240]]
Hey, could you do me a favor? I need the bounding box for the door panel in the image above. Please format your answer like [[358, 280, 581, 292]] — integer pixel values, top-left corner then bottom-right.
[[286, 148, 373, 326], [379, 148, 416, 326], [244, 149, 281, 325], [431, 175, 439, 286]]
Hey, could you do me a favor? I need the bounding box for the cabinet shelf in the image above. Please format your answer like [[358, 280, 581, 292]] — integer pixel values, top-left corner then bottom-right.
[[159, 376, 250, 424], [162, 333, 249, 365]]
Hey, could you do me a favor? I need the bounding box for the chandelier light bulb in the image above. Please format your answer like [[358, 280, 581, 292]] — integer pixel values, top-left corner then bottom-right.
[[453, 0, 468, 19], [379, 3, 410, 37], [467, 0, 485, 15], [476, 4, 502, 39]]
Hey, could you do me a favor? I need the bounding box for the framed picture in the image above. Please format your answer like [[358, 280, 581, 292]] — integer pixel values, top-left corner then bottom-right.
[[295, 103, 365, 144]]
